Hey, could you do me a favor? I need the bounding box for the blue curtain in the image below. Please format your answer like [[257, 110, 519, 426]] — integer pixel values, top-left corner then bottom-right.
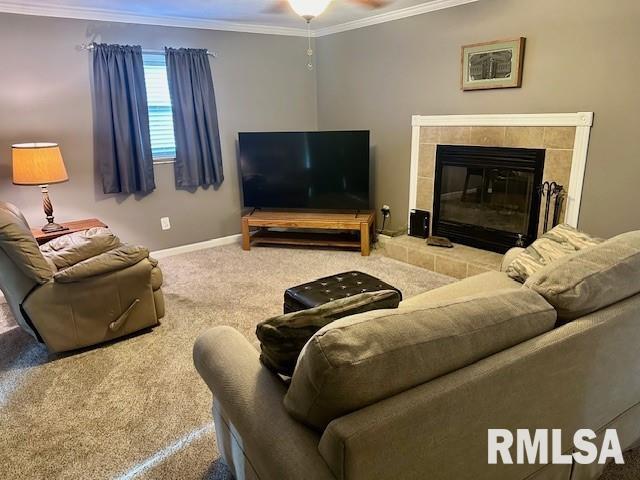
[[92, 44, 155, 194], [165, 48, 224, 188]]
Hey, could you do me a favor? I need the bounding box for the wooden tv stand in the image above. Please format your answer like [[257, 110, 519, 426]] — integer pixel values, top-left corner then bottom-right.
[[241, 210, 375, 256]]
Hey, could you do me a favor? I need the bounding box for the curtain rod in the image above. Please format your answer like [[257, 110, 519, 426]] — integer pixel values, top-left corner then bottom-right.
[[80, 43, 217, 58]]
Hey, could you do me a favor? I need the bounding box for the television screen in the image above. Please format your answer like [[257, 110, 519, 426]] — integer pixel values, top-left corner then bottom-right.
[[238, 131, 370, 210]]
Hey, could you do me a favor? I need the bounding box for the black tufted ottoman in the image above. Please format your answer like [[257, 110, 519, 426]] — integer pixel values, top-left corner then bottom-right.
[[284, 271, 402, 313]]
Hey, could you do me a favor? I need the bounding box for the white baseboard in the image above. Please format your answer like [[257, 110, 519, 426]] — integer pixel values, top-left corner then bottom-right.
[[150, 233, 242, 259]]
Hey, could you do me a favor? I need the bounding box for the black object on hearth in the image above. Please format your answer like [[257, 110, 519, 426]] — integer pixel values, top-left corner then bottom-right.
[[432, 145, 545, 253], [409, 209, 430, 238], [427, 236, 453, 248]]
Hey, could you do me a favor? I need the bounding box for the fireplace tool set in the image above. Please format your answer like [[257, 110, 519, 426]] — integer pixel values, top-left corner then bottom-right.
[[538, 181, 565, 233]]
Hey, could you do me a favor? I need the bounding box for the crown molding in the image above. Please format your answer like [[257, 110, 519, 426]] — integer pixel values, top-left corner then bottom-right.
[[0, 2, 309, 37], [0, 0, 481, 38], [313, 0, 480, 37]]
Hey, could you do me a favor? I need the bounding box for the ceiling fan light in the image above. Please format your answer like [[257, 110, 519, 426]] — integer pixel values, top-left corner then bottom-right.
[[288, 0, 332, 19]]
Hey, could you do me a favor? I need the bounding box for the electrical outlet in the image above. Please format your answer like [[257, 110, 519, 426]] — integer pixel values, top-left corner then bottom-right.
[[381, 205, 391, 217], [161, 217, 171, 231]]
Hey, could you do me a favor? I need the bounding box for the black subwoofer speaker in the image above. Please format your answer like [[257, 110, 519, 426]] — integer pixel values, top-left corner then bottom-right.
[[409, 209, 430, 238]]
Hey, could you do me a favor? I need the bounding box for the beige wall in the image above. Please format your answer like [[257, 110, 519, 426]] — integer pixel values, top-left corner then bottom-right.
[[0, 13, 317, 250], [2, 0, 638, 249], [315, 0, 640, 238]]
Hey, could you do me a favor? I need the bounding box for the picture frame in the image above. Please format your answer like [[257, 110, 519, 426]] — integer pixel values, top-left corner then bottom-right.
[[461, 37, 526, 91]]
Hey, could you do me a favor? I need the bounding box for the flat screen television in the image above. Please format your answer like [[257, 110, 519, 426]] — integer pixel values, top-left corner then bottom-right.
[[238, 131, 370, 210]]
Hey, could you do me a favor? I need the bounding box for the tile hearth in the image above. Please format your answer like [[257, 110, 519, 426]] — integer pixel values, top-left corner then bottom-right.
[[377, 234, 504, 279]]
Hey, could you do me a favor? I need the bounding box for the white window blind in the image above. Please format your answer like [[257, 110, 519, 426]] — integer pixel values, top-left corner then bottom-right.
[[142, 53, 176, 160]]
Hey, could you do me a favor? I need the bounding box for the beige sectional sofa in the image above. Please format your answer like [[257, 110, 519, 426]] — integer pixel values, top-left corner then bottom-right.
[[194, 231, 640, 480]]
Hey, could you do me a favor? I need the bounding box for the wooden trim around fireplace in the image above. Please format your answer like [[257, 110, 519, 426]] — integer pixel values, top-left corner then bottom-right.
[[411, 112, 593, 127]]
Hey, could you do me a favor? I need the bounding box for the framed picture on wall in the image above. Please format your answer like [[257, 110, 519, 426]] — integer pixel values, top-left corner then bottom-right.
[[461, 37, 526, 91]]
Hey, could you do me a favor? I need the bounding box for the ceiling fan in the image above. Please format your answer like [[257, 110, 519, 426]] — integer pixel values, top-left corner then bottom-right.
[[268, 0, 390, 22], [268, 0, 390, 70]]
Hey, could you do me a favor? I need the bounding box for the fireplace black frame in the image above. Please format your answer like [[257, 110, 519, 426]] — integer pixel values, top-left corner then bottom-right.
[[432, 144, 545, 253]]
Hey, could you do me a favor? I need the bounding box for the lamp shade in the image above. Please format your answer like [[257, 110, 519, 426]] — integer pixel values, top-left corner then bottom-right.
[[12, 143, 69, 185], [288, 0, 332, 18]]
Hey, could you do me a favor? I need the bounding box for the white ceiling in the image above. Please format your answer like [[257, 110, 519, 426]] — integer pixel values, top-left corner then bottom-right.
[[0, 0, 478, 36]]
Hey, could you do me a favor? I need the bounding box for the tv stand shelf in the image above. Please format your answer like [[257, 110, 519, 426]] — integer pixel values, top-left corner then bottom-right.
[[241, 210, 375, 256]]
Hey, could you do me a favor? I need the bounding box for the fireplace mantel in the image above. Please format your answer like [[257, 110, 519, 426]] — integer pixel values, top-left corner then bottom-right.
[[408, 112, 594, 233]]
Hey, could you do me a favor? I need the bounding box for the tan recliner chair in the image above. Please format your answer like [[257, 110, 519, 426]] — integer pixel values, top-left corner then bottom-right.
[[0, 201, 164, 353]]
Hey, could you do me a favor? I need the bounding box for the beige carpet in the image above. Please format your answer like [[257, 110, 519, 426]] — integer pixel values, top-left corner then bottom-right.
[[1, 243, 638, 479], [0, 244, 454, 479]]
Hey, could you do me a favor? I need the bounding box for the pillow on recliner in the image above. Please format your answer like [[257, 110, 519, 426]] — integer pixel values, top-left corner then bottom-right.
[[256, 290, 401, 377], [40, 227, 121, 269], [53, 244, 149, 283]]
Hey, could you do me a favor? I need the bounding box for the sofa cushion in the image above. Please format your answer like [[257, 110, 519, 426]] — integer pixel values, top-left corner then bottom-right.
[[284, 288, 556, 430], [505, 224, 601, 283], [257, 290, 401, 377], [525, 230, 640, 321], [40, 227, 121, 269], [400, 271, 519, 309], [0, 202, 52, 284]]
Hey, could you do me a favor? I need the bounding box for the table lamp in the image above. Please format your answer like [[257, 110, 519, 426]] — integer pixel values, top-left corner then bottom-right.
[[12, 142, 69, 233]]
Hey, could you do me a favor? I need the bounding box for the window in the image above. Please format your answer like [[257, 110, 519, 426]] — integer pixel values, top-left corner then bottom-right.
[[142, 53, 176, 160]]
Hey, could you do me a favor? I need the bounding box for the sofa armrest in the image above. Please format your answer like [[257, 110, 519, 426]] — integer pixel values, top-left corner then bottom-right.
[[193, 327, 335, 480], [53, 245, 149, 283], [501, 247, 525, 272]]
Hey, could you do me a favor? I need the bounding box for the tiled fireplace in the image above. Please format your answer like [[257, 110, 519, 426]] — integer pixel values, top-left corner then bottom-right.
[[378, 113, 594, 278]]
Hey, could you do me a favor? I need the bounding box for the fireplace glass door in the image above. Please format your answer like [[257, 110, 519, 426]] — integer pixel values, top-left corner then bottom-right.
[[433, 145, 545, 253], [439, 165, 535, 234]]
